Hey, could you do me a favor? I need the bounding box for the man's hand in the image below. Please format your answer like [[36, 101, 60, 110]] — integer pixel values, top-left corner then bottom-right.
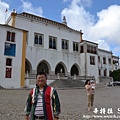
[[54, 115, 59, 120], [25, 115, 29, 120], [54, 118, 59, 120]]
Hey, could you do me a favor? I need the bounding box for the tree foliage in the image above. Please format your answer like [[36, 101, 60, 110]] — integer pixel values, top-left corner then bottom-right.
[[110, 69, 120, 81]]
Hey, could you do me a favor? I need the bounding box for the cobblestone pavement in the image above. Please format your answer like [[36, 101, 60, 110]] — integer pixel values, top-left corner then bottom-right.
[[0, 86, 120, 120]]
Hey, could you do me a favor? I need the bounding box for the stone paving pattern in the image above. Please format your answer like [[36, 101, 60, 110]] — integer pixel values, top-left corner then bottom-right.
[[0, 86, 120, 120]]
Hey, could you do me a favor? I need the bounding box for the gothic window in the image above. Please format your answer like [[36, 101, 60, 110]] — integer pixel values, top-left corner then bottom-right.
[[62, 39, 68, 50], [35, 35, 38, 44], [49, 38, 52, 48], [53, 39, 56, 49], [65, 41, 68, 49], [73, 42, 78, 52], [49, 36, 57, 49], [39, 36, 42, 45], [34, 33, 43, 46]]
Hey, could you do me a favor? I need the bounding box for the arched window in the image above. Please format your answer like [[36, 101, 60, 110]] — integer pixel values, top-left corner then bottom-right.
[[35, 35, 38, 44], [62, 39, 68, 50], [39, 35, 42, 45], [62, 41, 64, 49], [34, 33, 43, 46], [53, 39, 56, 49], [49, 36, 57, 49], [65, 42, 68, 49], [49, 38, 52, 48], [73, 42, 78, 51]]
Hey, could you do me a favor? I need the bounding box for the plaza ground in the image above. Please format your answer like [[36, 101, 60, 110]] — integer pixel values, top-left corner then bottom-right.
[[0, 86, 120, 120]]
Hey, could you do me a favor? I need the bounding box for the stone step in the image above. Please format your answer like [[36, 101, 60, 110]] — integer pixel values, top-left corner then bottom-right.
[[49, 79, 85, 88]]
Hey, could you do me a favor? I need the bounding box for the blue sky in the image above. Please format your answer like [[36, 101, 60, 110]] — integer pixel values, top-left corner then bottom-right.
[[0, 0, 120, 57]]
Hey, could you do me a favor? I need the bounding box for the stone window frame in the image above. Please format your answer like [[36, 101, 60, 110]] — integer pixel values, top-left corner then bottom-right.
[[34, 33, 44, 46], [61, 39, 69, 51], [73, 42, 78, 52], [49, 36, 57, 49]]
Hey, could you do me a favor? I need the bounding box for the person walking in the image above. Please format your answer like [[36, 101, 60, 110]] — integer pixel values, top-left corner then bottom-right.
[[85, 80, 95, 111], [25, 71, 61, 120]]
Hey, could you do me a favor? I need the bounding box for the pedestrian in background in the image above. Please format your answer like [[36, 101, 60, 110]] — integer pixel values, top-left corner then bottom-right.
[[25, 71, 61, 120], [85, 79, 95, 111]]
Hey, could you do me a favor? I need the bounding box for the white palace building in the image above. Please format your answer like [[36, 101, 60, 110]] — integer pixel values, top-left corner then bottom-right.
[[0, 11, 119, 88]]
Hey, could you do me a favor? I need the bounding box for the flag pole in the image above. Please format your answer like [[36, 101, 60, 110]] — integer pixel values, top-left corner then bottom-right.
[[5, 12, 6, 24], [5, 8, 8, 24]]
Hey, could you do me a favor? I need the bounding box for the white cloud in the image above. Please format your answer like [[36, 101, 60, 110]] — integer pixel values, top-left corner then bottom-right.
[[61, 0, 120, 55], [97, 39, 110, 51], [0, 0, 43, 24], [112, 47, 120, 56], [89, 5, 120, 44], [21, 0, 43, 17], [63, 0, 69, 2], [0, 1, 11, 24]]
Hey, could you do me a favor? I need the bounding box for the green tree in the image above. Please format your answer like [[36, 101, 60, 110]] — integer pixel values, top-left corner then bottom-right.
[[110, 69, 120, 81]]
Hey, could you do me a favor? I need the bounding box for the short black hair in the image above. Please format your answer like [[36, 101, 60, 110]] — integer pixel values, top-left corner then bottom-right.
[[36, 71, 47, 79]]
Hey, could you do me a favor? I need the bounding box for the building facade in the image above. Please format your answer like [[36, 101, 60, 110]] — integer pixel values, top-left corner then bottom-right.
[[0, 24, 27, 88], [0, 11, 119, 88]]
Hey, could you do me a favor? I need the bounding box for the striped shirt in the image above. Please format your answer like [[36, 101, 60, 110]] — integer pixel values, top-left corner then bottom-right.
[[34, 89, 44, 117]]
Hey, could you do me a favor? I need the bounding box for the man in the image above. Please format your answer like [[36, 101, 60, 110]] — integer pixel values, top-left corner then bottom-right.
[[25, 72, 60, 120]]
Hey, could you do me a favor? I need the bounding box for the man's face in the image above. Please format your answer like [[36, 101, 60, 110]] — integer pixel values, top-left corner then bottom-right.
[[36, 74, 47, 87]]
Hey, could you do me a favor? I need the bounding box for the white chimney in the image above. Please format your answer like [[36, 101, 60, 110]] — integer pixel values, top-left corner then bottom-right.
[[62, 16, 67, 25]]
